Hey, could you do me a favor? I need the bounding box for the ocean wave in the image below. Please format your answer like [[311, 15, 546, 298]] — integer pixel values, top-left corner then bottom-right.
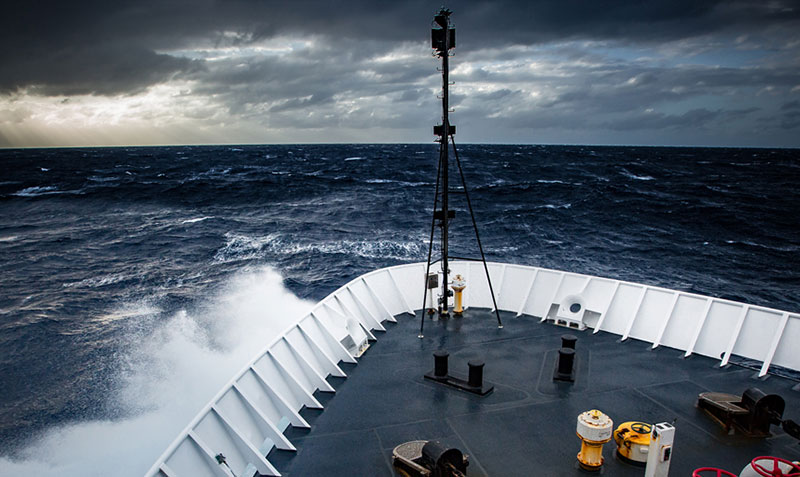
[[63, 272, 140, 289], [365, 178, 431, 187], [213, 233, 277, 263], [180, 216, 214, 225], [536, 203, 572, 209], [722, 240, 799, 252], [88, 175, 119, 183], [12, 186, 61, 197], [536, 179, 568, 184], [89, 303, 162, 325], [344, 156, 365, 161], [183, 167, 233, 183], [620, 169, 655, 181], [0, 235, 18, 242], [214, 232, 424, 263], [308, 239, 423, 260]]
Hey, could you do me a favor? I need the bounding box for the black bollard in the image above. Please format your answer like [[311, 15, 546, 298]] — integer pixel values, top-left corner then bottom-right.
[[554, 347, 576, 382], [561, 334, 578, 350], [434, 350, 449, 377], [468, 360, 485, 388]]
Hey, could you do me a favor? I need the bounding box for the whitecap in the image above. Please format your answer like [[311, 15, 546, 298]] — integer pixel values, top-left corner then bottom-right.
[[740, 240, 800, 252], [486, 179, 509, 187], [344, 156, 365, 161], [40, 167, 50, 172], [213, 233, 278, 263], [308, 239, 423, 260], [0, 235, 18, 242], [620, 169, 654, 181], [88, 175, 119, 183], [180, 216, 213, 225], [365, 179, 429, 187], [12, 186, 60, 197], [214, 232, 424, 263], [63, 272, 138, 289]]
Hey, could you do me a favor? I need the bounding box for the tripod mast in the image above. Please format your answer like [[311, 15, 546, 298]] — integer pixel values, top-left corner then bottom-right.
[[419, 8, 502, 338], [433, 8, 454, 315]]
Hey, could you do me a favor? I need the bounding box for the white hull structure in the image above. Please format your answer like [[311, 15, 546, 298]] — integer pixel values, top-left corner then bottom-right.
[[146, 261, 800, 477]]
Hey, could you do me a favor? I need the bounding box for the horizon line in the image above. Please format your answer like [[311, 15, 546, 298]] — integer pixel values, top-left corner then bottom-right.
[[2, 141, 798, 151]]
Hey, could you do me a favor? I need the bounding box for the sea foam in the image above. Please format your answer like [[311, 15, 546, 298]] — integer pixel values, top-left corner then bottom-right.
[[0, 266, 311, 477]]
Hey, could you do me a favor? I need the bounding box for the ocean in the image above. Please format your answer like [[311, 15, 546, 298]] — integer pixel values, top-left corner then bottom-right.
[[1, 144, 798, 475]]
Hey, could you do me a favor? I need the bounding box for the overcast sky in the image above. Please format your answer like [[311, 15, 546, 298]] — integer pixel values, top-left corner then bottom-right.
[[1, 0, 799, 148]]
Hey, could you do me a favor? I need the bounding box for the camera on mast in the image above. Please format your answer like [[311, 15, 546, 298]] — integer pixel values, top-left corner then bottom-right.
[[431, 9, 455, 55]]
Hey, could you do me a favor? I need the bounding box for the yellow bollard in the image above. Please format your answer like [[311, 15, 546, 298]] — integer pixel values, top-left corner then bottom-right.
[[452, 274, 466, 316]]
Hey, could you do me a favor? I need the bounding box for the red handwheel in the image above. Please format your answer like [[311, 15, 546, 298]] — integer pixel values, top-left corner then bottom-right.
[[750, 456, 800, 477], [693, 467, 737, 477]]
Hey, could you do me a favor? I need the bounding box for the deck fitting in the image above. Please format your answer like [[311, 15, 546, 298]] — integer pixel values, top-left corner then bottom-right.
[[424, 350, 494, 396]]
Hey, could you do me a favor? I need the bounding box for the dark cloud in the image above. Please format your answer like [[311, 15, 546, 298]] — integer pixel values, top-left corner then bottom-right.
[[2, 0, 799, 95], [603, 107, 762, 131], [2, 44, 199, 96], [780, 110, 800, 129], [781, 100, 800, 110], [1, 0, 799, 147]]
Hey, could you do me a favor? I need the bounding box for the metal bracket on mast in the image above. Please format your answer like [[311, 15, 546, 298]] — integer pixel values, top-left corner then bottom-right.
[[419, 8, 503, 338]]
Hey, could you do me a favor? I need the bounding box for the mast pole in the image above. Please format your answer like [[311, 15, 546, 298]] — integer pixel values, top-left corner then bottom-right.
[[434, 8, 453, 316], [418, 8, 503, 335]]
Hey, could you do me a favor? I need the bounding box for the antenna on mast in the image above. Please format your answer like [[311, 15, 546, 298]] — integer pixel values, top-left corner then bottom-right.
[[419, 8, 502, 338]]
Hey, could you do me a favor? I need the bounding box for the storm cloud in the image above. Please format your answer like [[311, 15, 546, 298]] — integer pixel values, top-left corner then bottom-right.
[[1, 0, 799, 147]]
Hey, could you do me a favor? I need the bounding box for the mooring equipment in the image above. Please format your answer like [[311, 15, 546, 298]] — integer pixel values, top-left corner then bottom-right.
[[698, 388, 800, 439], [576, 409, 613, 471], [392, 440, 469, 477]]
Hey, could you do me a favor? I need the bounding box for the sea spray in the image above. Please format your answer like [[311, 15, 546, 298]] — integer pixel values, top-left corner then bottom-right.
[[0, 266, 311, 477]]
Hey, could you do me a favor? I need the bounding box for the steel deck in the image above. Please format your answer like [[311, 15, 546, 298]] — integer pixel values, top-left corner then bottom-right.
[[267, 308, 800, 476]]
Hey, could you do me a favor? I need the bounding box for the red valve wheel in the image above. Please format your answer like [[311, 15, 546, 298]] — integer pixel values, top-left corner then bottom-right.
[[750, 456, 800, 477], [693, 467, 737, 477]]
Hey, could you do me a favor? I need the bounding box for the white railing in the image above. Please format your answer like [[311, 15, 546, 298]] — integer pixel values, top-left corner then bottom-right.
[[146, 262, 799, 477]]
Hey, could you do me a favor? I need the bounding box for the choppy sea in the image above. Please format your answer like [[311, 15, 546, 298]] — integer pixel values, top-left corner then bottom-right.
[[1, 144, 798, 475]]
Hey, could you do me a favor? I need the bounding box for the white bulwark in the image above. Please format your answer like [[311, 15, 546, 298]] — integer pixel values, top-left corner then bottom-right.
[[146, 261, 800, 477]]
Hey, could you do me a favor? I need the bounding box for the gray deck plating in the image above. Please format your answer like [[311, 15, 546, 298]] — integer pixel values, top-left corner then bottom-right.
[[267, 308, 800, 476]]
